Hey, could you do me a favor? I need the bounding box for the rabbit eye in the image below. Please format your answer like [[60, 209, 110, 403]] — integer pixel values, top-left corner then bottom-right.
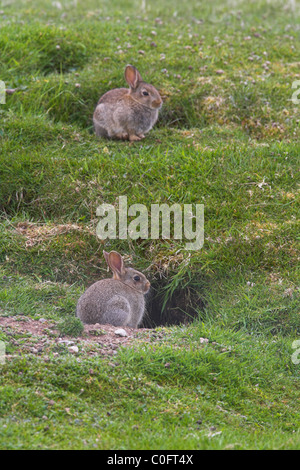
[[142, 91, 149, 96], [133, 275, 140, 281]]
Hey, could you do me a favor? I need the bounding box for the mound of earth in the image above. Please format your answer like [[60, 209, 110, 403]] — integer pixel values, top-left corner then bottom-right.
[[0, 316, 159, 359]]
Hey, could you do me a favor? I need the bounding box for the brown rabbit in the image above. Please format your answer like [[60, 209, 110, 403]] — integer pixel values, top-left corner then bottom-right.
[[76, 251, 151, 328], [93, 65, 162, 141]]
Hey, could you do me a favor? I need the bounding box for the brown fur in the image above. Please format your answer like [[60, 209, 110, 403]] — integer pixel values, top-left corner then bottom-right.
[[93, 65, 162, 141], [76, 251, 151, 328]]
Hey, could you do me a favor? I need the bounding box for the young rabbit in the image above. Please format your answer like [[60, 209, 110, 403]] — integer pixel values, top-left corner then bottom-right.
[[93, 64, 162, 141], [76, 250, 151, 328]]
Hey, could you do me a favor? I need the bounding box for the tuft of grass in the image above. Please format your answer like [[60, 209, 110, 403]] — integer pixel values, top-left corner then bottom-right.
[[57, 317, 84, 338]]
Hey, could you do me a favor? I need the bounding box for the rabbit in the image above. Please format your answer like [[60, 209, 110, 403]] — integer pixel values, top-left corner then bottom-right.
[[93, 64, 162, 141], [76, 250, 151, 328]]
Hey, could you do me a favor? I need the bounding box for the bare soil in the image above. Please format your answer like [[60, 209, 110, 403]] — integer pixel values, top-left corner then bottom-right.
[[0, 315, 155, 359]]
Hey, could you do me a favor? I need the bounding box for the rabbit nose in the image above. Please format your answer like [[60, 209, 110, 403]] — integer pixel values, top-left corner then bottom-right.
[[153, 99, 162, 109], [145, 281, 151, 291]]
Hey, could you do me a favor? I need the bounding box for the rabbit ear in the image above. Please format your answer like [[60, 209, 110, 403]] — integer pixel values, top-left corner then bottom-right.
[[125, 65, 142, 89], [103, 250, 110, 265], [108, 251, 125, 279]]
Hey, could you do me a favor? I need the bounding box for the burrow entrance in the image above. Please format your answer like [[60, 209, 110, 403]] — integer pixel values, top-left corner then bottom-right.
[[140, 281, 205, 329]]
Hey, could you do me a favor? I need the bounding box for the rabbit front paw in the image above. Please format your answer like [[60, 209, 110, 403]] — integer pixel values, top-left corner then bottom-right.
[[129, 134, 145, 142], [115, 132, 129, 140]]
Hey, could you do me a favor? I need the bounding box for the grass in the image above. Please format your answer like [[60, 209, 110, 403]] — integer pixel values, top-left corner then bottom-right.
[[0, 0, 299, 450]]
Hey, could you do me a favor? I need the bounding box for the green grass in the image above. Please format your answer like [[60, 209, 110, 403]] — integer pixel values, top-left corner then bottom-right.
[[0, 0, 299, 450]]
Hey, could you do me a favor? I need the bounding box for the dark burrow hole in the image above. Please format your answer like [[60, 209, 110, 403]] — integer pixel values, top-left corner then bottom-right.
[[140, 281, 205, 328]]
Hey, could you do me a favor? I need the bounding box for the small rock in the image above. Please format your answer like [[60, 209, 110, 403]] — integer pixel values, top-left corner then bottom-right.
[[199, 337, 209, 344], [5, 89, 17, 95], [68, 345, 79, 354], [107, 350, 118, 356], [164, 362, 171, 368], [283, 288, 293, 298], [59, 339, 74, 346], [114, 328, 128, 337]]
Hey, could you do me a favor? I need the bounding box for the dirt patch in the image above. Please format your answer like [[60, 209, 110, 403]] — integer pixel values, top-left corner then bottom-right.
[[0, 316, 154, 359], [14, 221, 94, 248]]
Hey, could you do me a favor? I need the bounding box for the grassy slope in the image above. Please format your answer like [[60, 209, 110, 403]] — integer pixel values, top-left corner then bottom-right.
[[0, 0, 299, 449]]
